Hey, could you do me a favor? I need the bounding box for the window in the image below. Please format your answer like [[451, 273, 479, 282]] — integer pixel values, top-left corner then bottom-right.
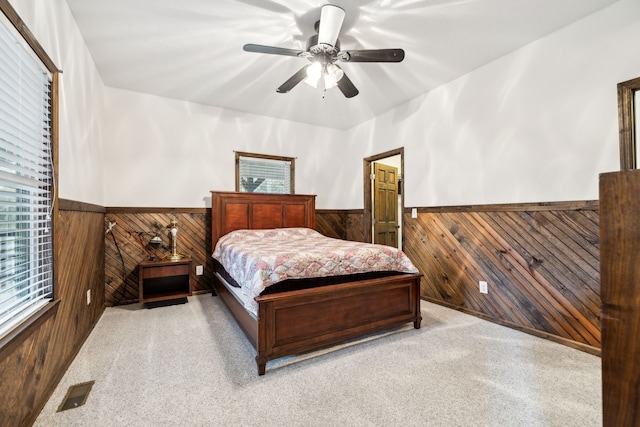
[[235, 152, 295, 194], [0, 7, 57, 340]]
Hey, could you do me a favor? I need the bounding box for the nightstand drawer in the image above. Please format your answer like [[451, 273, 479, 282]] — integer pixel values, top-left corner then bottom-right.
[[141, 263, 190, 279]]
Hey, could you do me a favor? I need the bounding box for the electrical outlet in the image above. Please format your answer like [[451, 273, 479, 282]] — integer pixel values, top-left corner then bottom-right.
[[411, 208, 418, 219], [196, 265, 204, 276], [86, 289, 91, 305], [479, 281, 488, 294]]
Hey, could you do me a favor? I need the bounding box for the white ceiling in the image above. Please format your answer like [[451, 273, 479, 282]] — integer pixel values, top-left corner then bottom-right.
[[65, 0, 619, 130]]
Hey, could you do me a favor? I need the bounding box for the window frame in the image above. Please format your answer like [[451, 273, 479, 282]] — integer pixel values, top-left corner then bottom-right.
[[0, 0, 60, 352], [235, 151, 295, 194]]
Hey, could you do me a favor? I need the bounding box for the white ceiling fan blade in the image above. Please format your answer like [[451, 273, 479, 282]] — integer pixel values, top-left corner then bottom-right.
[[317, 4, 345, 47]]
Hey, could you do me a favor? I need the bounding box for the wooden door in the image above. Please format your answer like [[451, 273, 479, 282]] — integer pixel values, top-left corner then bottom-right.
[[373, 162, 398, 247]]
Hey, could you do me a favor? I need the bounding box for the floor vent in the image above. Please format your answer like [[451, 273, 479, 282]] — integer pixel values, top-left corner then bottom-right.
[[57, 381, 95, 412]]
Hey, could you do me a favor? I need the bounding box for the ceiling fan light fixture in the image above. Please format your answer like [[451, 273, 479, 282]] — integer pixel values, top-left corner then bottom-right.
[[324, 63, 344, 89], [306, 62, 322, 80], [304, 62, 344, 90], [304, 62, 323, 87]]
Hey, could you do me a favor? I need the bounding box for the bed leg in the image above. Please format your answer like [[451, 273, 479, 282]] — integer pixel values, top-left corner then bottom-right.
[[414, 315, 422, 329], [256, 356, 267, 376]]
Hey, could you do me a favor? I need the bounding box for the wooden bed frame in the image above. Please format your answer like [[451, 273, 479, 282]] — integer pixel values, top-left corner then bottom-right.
[[210, 191, 422, 375]]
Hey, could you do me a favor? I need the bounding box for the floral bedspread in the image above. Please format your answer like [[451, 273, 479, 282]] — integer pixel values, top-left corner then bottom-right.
[[212, 228, 418, 313]]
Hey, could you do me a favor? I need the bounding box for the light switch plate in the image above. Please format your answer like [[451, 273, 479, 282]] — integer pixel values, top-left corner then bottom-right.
[[479, 281, 488, 294]]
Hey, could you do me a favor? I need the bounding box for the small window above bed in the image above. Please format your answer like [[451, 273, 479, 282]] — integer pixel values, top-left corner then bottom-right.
[[235, 152, 295, 194]]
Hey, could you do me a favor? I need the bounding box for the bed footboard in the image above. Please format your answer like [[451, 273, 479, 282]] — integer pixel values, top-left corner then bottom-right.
[[254, 273, 421, 375]]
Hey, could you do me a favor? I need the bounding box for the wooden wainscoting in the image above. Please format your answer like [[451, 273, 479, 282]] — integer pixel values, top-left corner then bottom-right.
[[104, 208, 212, 306], [316, 209, 365, 242], [0, 199, 105, 427], [346, 209, 365, 243], [402, 201, 600, 353], [316, 209, 347, 239]]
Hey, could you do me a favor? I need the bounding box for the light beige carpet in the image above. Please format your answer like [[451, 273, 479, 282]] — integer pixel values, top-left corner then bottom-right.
[[34, 294, 601, 426]]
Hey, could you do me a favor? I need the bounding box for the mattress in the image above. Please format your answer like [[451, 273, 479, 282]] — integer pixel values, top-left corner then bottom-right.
[[212, 227, 419, 314]]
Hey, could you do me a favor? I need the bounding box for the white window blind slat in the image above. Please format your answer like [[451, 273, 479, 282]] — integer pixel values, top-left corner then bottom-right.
[[0, 168, 48, 189], [0, 146, 51, 171], [0, 189, 49, 201], [0, 235, 52, 249], [0, 206, 49, 216], [0, 269, 53, 292], [0, 160, 50, 181], [0, 298, 50, 339]]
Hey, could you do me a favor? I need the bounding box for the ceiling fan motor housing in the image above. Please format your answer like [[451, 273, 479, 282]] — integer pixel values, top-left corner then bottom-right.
[[306, 34, 340, 56]]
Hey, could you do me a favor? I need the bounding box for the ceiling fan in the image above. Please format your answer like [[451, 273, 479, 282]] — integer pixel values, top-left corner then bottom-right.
[[243, 4, 405, 98]]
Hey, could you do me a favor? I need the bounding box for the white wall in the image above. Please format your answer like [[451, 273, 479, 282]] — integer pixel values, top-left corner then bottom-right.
[[347, 0, 640, 208], [101, 0, 640, 209], [9, 0, 106, 206], [101, 87, 344, 208], [12, 0, 640, 209]]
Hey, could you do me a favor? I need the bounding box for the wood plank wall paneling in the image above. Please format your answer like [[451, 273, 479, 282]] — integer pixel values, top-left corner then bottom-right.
[[346, 210, 365, 243], [316, 210, 347, 239], [316, 209, 365, 242], [403, 201, 600, 353], [0, 200, 105, 427], [104, 209, 212, 306]]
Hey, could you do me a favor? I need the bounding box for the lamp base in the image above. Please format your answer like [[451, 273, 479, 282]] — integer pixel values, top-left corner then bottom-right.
[[165, 254, 184, 261]]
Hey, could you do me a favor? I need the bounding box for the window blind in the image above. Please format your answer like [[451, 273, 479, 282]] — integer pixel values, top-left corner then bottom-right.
[[0, 16, 54, 340], [239, 156, 291, 194]]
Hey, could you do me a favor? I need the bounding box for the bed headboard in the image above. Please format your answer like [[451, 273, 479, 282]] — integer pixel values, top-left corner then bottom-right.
[[210, 191, 316, 247]]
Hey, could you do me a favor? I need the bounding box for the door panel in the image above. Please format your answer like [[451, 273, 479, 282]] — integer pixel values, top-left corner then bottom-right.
[[373, 163, 398, 248]]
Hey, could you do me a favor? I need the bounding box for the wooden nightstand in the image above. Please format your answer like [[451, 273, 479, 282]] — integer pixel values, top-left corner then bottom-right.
[[138, 259, 192, 304]]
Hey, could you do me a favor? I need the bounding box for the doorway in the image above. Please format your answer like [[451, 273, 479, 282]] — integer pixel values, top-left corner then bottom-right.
[[363, 148, 404, 248]]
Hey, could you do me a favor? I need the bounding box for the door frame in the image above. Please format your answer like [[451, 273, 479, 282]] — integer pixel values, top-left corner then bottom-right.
[[363, 147, 405, 247]]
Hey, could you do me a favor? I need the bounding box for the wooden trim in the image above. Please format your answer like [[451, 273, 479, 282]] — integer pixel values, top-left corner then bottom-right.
[[316, 208, 363, 214], [422, 296, 601, 356], [59, 199, 106, 213], [409, 200, 598, 214], [0, 0, 61, 73], [0, 300, 60, 362], [51, 73, 60, 302], [106, 207, 208, 214], [618, 77, 640, 171], [234, 151, 295, 162]]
